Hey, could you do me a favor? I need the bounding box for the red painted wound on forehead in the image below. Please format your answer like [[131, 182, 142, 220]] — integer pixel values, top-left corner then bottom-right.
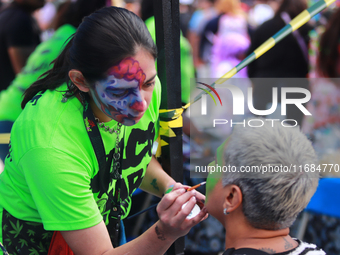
[[109, 57, 146, 89]]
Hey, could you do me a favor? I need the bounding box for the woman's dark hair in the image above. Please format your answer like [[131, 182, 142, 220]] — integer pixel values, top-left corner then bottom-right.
[[275, 0, 307, 19], [22, 6, 157, 108], [318, 8, 340, 78]]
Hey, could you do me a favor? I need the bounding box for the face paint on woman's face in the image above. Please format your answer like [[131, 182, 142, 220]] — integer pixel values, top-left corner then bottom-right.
[[90, 56, 155, 126]]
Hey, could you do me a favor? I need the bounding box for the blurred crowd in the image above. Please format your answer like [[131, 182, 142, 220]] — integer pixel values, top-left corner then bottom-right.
[[1, 0, 340, 254], [2, 0, 339, 134]]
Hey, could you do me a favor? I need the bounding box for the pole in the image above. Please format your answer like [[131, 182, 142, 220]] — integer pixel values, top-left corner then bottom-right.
[[153, 0, 185, 254]]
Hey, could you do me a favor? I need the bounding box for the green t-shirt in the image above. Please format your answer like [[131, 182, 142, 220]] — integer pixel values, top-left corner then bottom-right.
[[145, 16, 195, 104], [0, 78, 161, 252], [0, 24, 76, 122]]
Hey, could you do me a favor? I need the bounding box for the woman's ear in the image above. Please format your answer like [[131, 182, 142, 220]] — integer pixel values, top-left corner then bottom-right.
[[223, 184, 242, 214], [68, 69, 90, 92]]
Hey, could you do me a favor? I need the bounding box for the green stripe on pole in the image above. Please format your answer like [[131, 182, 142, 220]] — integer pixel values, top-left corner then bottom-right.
[[272, 25, 293, 43], [308, 0, 327, 16], [236, 52, 257, 71]]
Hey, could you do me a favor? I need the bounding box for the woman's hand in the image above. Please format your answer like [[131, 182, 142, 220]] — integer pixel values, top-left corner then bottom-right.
[[163, 182, 206, 209], [155, 183, 208, 241], [61, 183, 208, 255]]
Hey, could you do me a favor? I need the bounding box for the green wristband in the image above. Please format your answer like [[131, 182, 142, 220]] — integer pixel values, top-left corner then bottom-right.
[[165, 185, 174, 194]]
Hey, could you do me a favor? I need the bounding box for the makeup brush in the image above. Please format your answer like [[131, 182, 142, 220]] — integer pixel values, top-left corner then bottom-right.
[[127, 182, 207, 219], [187, 181, 206, 191]]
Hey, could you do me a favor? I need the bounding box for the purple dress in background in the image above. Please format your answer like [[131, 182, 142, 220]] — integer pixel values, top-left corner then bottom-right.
[[211, 14, 250, 78]]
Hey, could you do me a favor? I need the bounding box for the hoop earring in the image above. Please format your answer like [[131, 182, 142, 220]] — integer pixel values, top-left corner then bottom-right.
[[223, 208, 229, 215]]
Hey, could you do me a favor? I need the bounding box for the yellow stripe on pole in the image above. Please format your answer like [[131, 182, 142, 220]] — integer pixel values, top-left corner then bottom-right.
[[325, 0, 335, 5], [290, 10, 311, 31], [183, 102, 191, 110], [254, 37, 276, 59], [215, 67, 237, 84], [0, 133, 10, 144]]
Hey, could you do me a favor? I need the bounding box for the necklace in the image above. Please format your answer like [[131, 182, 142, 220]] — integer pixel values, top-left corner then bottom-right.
[[95, 117, 122, 179], [95, 117, 122, 135], [82, 97, 123, 246]]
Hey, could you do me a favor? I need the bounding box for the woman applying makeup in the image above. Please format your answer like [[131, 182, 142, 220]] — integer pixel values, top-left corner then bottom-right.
[[0, 7, 207, 255]]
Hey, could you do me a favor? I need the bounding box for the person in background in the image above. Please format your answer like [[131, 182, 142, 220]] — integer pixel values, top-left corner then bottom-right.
[[247, 0, 277, 35], [123, 0, 141, 18], [34, 0, 57, 32], [0, 0, 44, 91], [0, 6, 207, 254], [247, 0, 311, 78], [187, 0, 217, 77], [209, 0, 250, 78], [0, 0, 106, 165], [198, 0, 251, 138], [247, 0, 312, 127], [205, 120, 325, 255], [300, 10, 340, 253], [302, 7, 340, 147], [180, 0, 195, 39]]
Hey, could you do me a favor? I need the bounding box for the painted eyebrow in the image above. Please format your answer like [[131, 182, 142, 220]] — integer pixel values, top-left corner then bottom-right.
[[106, 87, 126, 92], [105, 87, 127, 92], [144, 74, 157, 84]]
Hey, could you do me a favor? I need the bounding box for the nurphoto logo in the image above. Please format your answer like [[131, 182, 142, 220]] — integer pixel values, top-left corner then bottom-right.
[[197, 82, 222, 115], [194, 78, 312, 128], [200, 85, 311, 117]]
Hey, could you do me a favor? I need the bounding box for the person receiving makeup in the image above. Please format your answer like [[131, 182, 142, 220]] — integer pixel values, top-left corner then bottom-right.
[[0, 7, 207, 255], [205, 120, 325, 255]]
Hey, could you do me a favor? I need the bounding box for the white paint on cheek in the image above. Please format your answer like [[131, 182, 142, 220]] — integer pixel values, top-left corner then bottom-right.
[[113, 99, 128, 110], [110, 100, 120, 107]]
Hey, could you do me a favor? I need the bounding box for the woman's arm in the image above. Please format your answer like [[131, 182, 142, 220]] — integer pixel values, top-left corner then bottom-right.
[[139, 156, 176, 197], [62, 185, 208, 255], [140, 156, 206, 206]]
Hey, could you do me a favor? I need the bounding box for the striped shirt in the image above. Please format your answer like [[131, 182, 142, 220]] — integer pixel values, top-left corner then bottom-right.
[[222, 239, 326, 255]]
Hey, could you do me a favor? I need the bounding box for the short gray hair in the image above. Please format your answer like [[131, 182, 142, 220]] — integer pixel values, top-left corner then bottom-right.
[[222, 120, 319, 230]]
